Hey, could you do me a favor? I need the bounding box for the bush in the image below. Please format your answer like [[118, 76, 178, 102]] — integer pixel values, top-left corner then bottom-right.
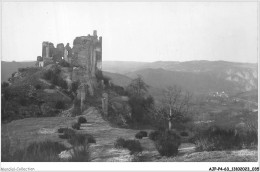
[[194, 127, 243, 151], [180, 131, 189, 137], [135, 132, 143, 139], [59, 128, 76, 139], [135, 131, 148, 139], [68, 133, 96, 146], [72, 122, 81, 130], [114, 138, 126, 148], [55, 101, 65, 109], [114, 138, 142, 154], [149, 130, 161, 141], [34, 84, 42, 90], [78, 117, 87, 124], [57, 127, 68, 134], [155, 130, 181, 157], [71, 81, 80, 93], [11, 141, 67, 162], [124, 140, 143, 154], [69, 146, 90, 162], [43, 69, 68, 89], [59, 60, 70, 67]]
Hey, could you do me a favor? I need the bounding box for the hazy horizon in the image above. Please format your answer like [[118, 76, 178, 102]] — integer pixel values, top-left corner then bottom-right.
[[2, 2, 258, 63]]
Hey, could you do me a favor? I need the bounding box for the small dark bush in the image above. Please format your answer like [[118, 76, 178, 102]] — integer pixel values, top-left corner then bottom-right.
[[78, 117, 87, 124], [59, 128, 76, 139], [71, 81, 80, 93], [114, 138, 126, 148], [114, 138, 142, 154], [124, 140, 143, 154], [135, 131, 148, 139], [135, 132, 143, 139], [155, 130, 181, 157], [68, 133, 96, 146], [55, 101, 65, 109], [180, 131, 189, 137], [149, 130, 161, 141], [72, 122, 81, 130], [140, 131, 148, 137], [59, 60, 70, 67], [34, 84, 42, 90], [57, 127, 68, 134]]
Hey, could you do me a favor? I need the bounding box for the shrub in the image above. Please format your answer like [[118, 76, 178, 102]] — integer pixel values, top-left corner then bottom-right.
[[43, 69, 68, 89], [114, 138, 142, 154], [124, 140, 143, 154], [55, 101, 65, 109], [140, 131, 148, 137], [194, 127, 242, 151], [11, 141, 66, 162], [69, 146, 90, 162], [68, 133, 96, 146], [135, 132, 143, 139], [59, 128, 76, 139], [155, 130, 181, 157], [135, 131, 148, 139], [57, 127, 68, 134], [180, 131, 189, 137], [114, 138, 126, 149], [72, 122, 81, 130], [149, 130, 161, 141], [34, 84, 42, 90], [78, 116, 87, 124], [59, 60, 70, 67], [71, 81, 80, 93]]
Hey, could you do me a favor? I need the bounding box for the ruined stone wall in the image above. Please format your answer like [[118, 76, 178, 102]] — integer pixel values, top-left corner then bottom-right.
[[38, 30, 102, 112]]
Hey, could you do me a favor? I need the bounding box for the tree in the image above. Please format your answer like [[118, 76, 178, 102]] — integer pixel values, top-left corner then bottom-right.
[[162, 85, 192, 130], [126, 75, 149, 97]]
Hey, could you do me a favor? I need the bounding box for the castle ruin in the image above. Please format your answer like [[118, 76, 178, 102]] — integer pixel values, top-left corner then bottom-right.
[[37, 30, 103, 111]]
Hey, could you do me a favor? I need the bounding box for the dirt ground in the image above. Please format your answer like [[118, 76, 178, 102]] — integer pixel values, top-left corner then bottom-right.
[[1, 107, 257, 162]]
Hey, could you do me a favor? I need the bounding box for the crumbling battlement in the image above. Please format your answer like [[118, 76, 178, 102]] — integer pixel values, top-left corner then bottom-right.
[[37, 30, 102, 77]]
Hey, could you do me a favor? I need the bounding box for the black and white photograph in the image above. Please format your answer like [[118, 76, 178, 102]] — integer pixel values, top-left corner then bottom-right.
[[1, 0, 259, 171]]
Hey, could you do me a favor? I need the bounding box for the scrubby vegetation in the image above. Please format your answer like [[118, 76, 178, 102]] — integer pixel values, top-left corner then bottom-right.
[[58, 128, 76, 139], [114, 138, 143, 154], [68, 133, 96, 146], [72, 122, 81, 130], [2, 140, 67, 162], [154, 130, 181, 157], [78, 116, 87, 124], [135, 131, 148, 139], [149, 130, 161, 141], [193, 126, 258, 151], [55, 101, 66, 109], [43, 69, 68, 89]]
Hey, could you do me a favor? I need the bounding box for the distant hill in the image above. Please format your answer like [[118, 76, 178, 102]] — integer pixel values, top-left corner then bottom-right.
[[104, 60, 258, 95], [1, 61, 36, 82], [103, 71, 131, 87]]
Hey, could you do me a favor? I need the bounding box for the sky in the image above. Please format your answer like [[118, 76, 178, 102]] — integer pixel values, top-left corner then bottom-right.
[[2, 2, 258, 63]]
